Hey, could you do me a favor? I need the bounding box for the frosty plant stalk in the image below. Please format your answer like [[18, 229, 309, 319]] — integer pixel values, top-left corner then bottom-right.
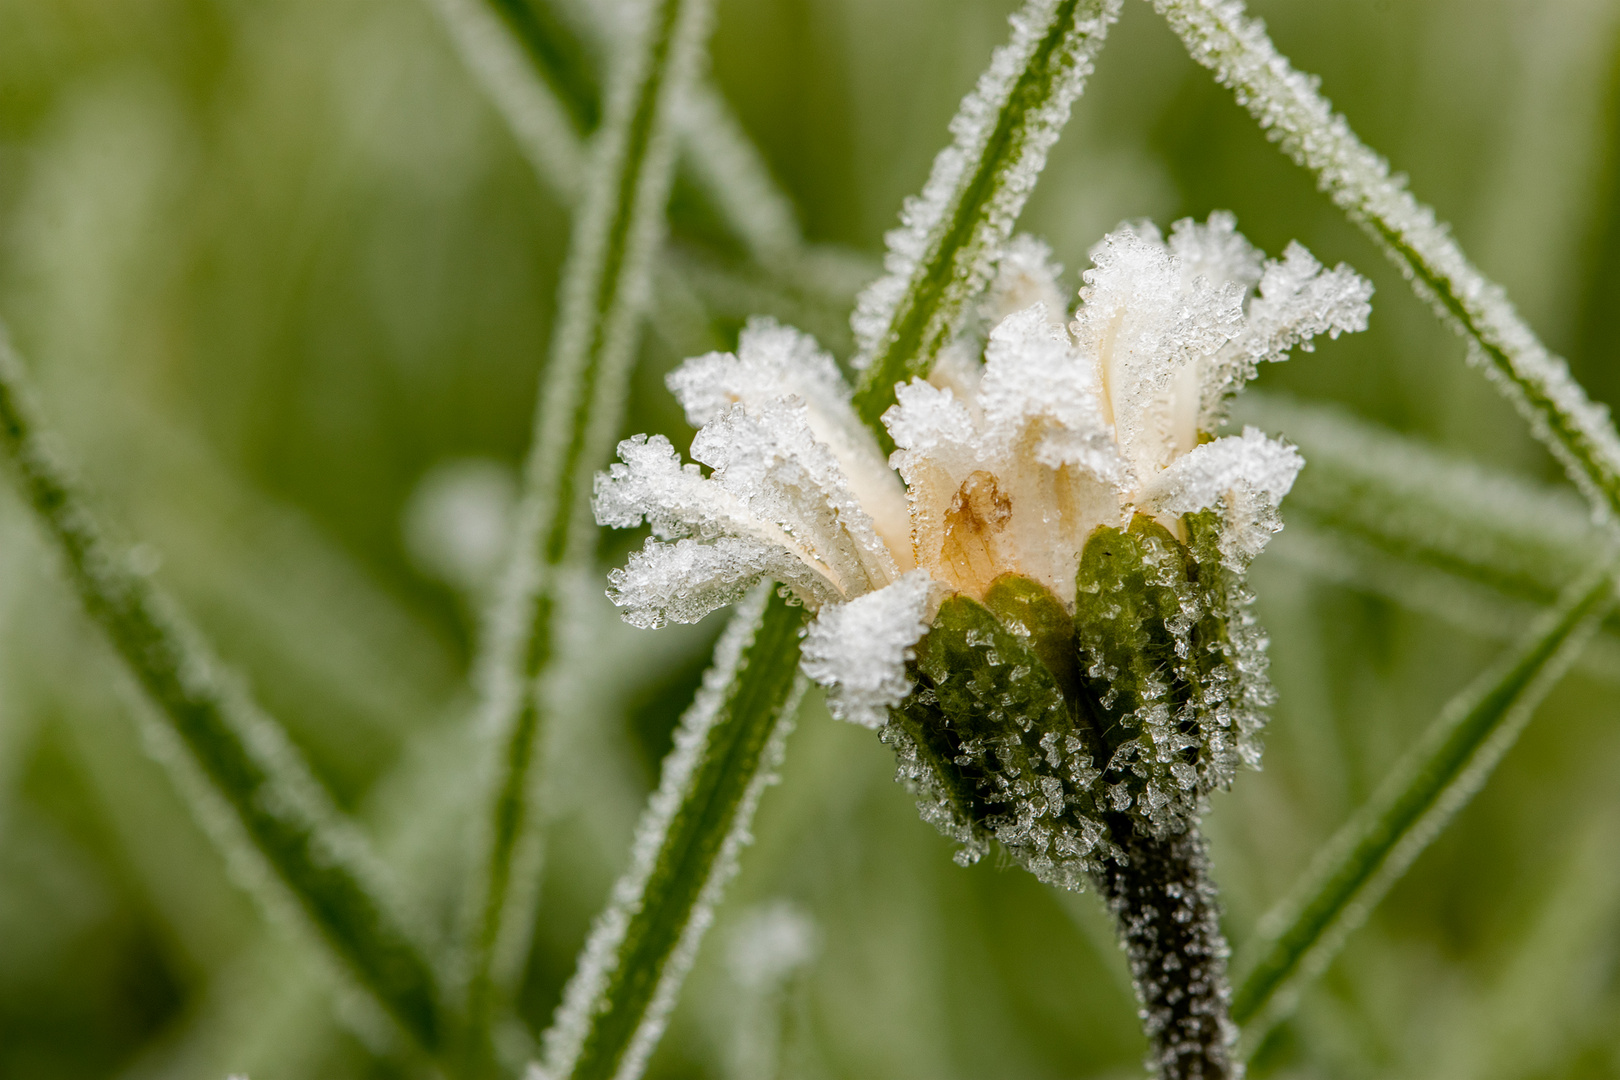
[[597, 215, 1371, 1078]]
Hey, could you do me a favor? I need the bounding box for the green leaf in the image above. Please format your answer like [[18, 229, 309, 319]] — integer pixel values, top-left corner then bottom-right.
[[463, 0, 717, 1041], [0, 330, 451, 1056], [851, 0, 1120, 437], [431, 0, 803, 269], [1153, 0, 1620, 520], [536, 589, 807, 1080], [1230, 559, 1617, 1047]]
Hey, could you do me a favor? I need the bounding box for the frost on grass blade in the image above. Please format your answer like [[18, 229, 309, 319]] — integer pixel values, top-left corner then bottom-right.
[[851, 0, 1122, 427], [673, 82, 804, 268], [1240, 392, 1605, 605], [425, 0, 586, 202], [1153, 0, 1620, 519], [0, 330, 448, 1053], [533, 589, 806, 1080], [1231, 562, 1616, 1049], [468, 0, 717, 1048]]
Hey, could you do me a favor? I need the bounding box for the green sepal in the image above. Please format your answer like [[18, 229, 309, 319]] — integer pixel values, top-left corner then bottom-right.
[[892, 587, 1112, 885], [1073, 515, 1194, 747], [983, 571, 1082, 699]]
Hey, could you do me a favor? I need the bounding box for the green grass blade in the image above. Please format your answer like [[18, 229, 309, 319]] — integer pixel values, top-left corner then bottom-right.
[[536, 589, 807, 1080], [425, 0, 587, 203], [673, 80, 804, 269], [0, 329, 451, 1055], [849, 0, 1120, 436], [465, 0, 715, 1039], [430, 0, 803, 269], [1230, 559, 1617, 1047], [1153, 0, 1620, 520], [1242, 394, 1608, 613], [527, 3, 1128, 1069]]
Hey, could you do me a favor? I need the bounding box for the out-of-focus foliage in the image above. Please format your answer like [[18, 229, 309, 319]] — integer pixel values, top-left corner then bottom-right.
[[2, 1, 1620, 1078]]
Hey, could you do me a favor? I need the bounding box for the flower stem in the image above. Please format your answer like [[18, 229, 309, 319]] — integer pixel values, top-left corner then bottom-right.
[[1095, 822, 1236, 1080]]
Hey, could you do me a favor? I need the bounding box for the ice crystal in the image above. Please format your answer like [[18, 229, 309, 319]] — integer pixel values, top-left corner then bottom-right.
[[1155, 0, 1620, 520], [849, 0, 1121, 375], [801, 570, 934, 730], [596, 215, 1370, 878]]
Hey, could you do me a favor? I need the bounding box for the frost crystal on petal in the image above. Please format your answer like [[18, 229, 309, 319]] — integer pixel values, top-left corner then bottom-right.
[[1168, 209, 1263, 292], [801, 571, 933, 730], [984, 234, 1068, 326], [607, 536, 783, 629], [594, 325, 918, 628], [1198, 240, 1373, 428], [1140, 425, 1303, 536], [596, 207, 1370, 879]]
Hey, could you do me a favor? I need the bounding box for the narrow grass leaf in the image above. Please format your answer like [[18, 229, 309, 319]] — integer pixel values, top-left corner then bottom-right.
[[432, 0, 803, 269], [0, 329, 450, 1055], [850, 0, 1121, 435], [1240, 394, 1605, 609], [1153, 0, 1620, 520], [534, 588, 807, 1080], [424, 0, 586, 203], [466, 0, 717, 1035], [1230, 559, 1617, 1048], [673, 80, 804, 269]]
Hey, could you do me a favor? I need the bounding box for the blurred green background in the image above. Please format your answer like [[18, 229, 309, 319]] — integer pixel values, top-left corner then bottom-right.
[[3, 0, 1620, 1077]]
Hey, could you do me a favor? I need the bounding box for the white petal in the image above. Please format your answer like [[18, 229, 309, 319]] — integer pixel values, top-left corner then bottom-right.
[[604, 533, 849, 630], [669, 318, 912, 572], [1072, 224, 1245, 480], [1140, 426, 1303, 516], [1199, 241, 1374, 427], [979, 306, 1123, 483], [695, 400, 898, 599], [800, 570, 934, 729], [667, 318, 851, 428], [1168, 211, 1263, 292], [1140, 427, 1303, 567], [593, 434, 751, 540]]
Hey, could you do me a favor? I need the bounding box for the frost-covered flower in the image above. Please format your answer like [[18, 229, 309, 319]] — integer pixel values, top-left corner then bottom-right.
[[596, 214, 1370, 886]]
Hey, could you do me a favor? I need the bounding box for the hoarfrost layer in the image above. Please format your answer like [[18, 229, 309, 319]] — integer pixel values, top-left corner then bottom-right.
[[596, 214, 1368, 880]]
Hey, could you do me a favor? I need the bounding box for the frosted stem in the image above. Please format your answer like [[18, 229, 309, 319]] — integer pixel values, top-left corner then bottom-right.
[[534, 589, 807, 1080], [1230, 560, 1616, 1052], [1151, 0, 1620, 520], [466, 0, 715, 1049], [849, 0, 1121, 436], [1095, 824, 1236, 1080], [0, 329, 452, 1057]]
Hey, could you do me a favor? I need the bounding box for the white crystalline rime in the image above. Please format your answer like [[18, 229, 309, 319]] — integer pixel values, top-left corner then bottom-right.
[[801, 571, 933, 730]]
